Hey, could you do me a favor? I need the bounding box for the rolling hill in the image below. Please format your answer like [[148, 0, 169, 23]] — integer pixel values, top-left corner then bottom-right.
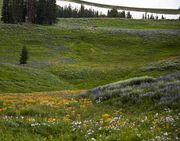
[[0, 18, 180, 93], [0, 15, 180, 141]]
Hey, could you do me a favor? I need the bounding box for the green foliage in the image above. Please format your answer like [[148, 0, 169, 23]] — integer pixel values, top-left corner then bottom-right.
[[57, 4, 100, 18], [1, 0, 57, 24], [19, 46, 28, 64], [1, 0, 24, 23], [0, 18, 180, 92]]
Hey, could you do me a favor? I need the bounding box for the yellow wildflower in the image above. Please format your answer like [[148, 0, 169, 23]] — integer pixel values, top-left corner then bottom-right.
[[102, 114, 110, 117], [48, 118, 56, 123]]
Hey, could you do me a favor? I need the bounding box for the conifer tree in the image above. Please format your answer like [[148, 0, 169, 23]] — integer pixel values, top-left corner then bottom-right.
[[127, 12, 132, 19], [1, 0, 9, 23], [27, 0, 36, 23], [20, 46, 28, 65]]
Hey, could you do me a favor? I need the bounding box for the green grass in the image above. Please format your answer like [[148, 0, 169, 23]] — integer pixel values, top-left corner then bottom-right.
[[0, 63, 73, 93], [0, 18, 180, 141], [58, 18, 180, 29], [0, 73, 179, 141], [0, 18, 180, 92]]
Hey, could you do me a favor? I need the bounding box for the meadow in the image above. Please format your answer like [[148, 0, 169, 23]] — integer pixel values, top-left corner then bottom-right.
[[0, 73, 179, 141], [0, 18, 180, 140], [0, 19, 180, 92]]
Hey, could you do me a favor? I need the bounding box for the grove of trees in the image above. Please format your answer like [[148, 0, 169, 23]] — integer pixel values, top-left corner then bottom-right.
[[57, 5, 101, 18], [1, 0, 57, 24], [142, 13, 166, 20], [57, 5, 133, 19]]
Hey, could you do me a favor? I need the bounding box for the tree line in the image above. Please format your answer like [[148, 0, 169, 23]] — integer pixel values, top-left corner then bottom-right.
[[57, 5, 133, 19], [142, 13, 166, 20], [1, 0, 57, 24], [107, 8, 132, 18], [57, 5, 100, 18]]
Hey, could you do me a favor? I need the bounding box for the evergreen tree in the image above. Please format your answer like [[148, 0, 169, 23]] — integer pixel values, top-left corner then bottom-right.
[[119, 11, 125, 18], [72, 8, 78, 18], [79, 5, 85, 17], [46, 0, 57, 24], [108, 8, 118, 17], [27, 0, 36, 23], [161, 15, 165, 20], [67, 4, 72, 18], [156, 16, 158, 20], [12, 0, 24, 23], [20, 46, 28, 64], [127, 12, 132, 19], [150, 14, 154, 20], [36, 0, 46, 24], [142, 14, 145, 19], [1, 0, 9, 23]]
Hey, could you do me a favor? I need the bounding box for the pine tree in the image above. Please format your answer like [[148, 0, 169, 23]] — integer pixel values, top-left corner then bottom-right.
[[27, 0, 36, 23], [156, 16, 158, 20], [12, 0, 24, 23], [142, 14, 145, 20], [20, 46, 28, 65], [1, 0, 24, 23], [161, 15, 165, 20], [79, 5, 85, 17], [127, 12, 132, 19], [36, 0, 46, 24], [119, 11, 125, 18], [1, 0, 9, 23], [150, 14, 154, 20]]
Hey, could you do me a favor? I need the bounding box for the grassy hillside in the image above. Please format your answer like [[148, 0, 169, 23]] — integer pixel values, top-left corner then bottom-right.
[[0, 18, 180, 92], [0, 72, 179, 141], [80, 72, 180, 105], [0, 18, 180, 141], [58, 18, 180, 29], [0, 63, 73, 93]]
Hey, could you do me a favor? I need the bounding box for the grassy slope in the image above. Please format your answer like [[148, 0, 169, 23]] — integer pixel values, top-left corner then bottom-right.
[[0, 18, 180, 141], [0, 19, 180, 92], [0, 64, 73, 93], [58, 18, 180, 29], [0, 73, 179, 141]]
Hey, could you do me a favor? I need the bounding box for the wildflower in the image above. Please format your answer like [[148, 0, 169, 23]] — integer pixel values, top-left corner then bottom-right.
[[0, 108, 4, 112], [48, 118, 56, 123], [26, 117, 35, 122], [165, 116, 174, 122], [104, 126, 109, 129], [102, 114, 110, 117], [98, 118, 103, 121], [155, 113, 159, 117], [163, 132, 168, 136], [107, 117, 113, 121]]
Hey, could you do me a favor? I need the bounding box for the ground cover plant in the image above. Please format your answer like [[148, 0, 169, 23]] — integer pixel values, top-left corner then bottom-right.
[[0, 18, 180, 140], [0, 73, 179, 141]]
